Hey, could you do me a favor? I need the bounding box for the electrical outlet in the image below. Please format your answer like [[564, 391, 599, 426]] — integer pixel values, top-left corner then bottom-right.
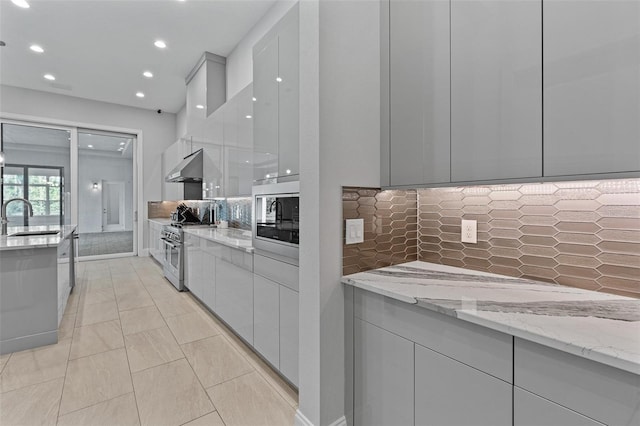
[[345, 218, 364, 244], [461, 219, 477, 244]]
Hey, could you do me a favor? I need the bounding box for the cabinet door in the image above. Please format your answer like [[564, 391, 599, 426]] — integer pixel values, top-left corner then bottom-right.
[[186, 64, 207, 141], [185, 235, 203, 300], [514, 387, 604, 426], [279, 285, 298, 386], [223, 95, 238, 147], [253, 36, 279, 183], [215, 258, 253, 343], [237, 84, 254, 150], [278, 10, 299, 179], [451, 0, 542, 182], [390, 0, 450, 186], [201, 249, 216, 310], [543, 0, 640, 176], [415, 343, 512, 426], [224, 147, 253, 197], [253, 275, 280, 368], [199, 142, 224, 199], [354, 319, 414, 426]]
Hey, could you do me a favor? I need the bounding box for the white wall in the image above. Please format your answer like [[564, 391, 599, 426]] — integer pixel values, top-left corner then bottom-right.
[[225, 0, 298, 98], [78, 154, 134, 233], [0, 84, 176, 250], [298, 1, 381, 425]]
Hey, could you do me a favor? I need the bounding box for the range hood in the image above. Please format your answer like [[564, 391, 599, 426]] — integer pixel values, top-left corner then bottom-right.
[[165, 149, 203, 183]]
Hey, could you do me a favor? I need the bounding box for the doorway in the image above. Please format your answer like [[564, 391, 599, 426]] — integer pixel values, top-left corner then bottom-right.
[[102, 180, 126, 232]]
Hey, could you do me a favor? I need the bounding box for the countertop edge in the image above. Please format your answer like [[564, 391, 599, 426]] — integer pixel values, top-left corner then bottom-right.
[[183, 228, 254, 253], [0, 225, 77, 251]]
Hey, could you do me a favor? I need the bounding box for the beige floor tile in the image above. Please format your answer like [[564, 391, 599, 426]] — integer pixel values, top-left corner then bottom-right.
[[64, 291, 81, 315], [70, 320, 124, 360], [58, 313, 76, 341], [83, 278, 113, 291], [181, 336, 253, 388], [113, 280, 146, 296], [133, 358, 214, 426], [75, 300, 119, 327], [0, 377, 64, 426], [81, 287, 116, 306], [116, 290, 155, 312], [154, 294, 197, 318], [59, 348, 133, 415], [57, 392, 140, 426], [244, 349, 299, 409], [165, 311, 221, 344], [0, 340, 70, 393], [145, 282, 180, 300], [0, 353, 10, 374], [207, 371, 295, 426], [124, 327, 184, 373], [120, 306, 166, 336], [183, 411, 226, 426]]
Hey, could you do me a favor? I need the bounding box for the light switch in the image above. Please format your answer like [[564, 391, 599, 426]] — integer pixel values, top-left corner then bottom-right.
[[345, 218, 364, 244]]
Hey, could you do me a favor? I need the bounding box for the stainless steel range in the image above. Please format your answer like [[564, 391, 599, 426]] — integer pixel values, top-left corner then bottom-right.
[[161, 224, 185, 291]]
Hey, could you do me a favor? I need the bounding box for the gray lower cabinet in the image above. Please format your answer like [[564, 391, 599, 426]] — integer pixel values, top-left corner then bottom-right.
[[389, 0, 450, 186], [450, 0, 542, 182], [354, 318, 414, 426], [514, 387, 604, 426], [215, 257, 253, 344], [279, 285, 298, 386], [201, 245, 216, 310], [253, 274, 280, 368], [414, 344, 512, 426], [543, 0, 640, 177], [185, 234, 203, 300]]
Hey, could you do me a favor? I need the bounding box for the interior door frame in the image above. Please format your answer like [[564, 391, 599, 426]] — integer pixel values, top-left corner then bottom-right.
[[0, 114, 144, 260]]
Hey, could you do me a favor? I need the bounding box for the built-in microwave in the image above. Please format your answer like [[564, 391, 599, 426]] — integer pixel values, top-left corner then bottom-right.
[[253, 181, 299, 259]]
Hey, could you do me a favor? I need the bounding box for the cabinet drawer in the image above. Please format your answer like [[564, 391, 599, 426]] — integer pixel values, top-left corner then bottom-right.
[[514, 338, 640, 426], [254, 254, 298, 291], [354, 289, 512, 382], [514, 387, 604, 426]]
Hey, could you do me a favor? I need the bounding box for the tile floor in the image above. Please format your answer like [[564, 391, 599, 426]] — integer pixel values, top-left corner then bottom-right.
[[0, 256, 298, 426]]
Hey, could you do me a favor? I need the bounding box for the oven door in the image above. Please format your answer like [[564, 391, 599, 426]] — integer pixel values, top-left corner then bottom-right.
[[162, 238, 183, 290]]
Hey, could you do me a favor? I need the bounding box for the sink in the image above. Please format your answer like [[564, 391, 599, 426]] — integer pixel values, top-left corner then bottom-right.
[[9, 230, 60, 237]]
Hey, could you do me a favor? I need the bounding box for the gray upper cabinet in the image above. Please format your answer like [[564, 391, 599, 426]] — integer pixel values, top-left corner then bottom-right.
[[450, 0, 542, 182], [543, 0, 640, 177], [253, 36, 279, 183], [224, 84, 253, 197], [253, 4, 299, 183], [389, 0, 450, 186]]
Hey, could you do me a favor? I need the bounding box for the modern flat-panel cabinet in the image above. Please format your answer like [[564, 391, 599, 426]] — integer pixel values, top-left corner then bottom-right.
[[184, 233, 203, 300], [414, 344, 512, 426], [279, 285, 298, 386], [253, 4, 299, 183], [543, 0, 640, 177], [389, 0, 450, 186], [148, 220, 165, 265], [253, 274, 280, 367], [215, 257, 253, 344], [514, 387, 604, 426], [253, 36, 279, 183], [450, 0, 542, 182], [354, 318, 414, 426]]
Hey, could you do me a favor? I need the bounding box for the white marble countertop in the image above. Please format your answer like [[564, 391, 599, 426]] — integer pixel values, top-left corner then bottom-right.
[[342, 261, 640, 375], [183, 227, 253, 253], [0, 225, 77, 251], [148, 218, 171, 226]]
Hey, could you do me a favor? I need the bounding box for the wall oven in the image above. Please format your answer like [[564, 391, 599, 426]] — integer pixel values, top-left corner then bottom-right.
[[253, 181, 299, 259]]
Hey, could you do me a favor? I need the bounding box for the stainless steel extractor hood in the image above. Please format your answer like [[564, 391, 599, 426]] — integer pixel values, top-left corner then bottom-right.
[[165, 149, 203, 183]]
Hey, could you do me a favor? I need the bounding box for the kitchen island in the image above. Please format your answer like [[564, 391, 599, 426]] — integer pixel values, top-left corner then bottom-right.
[[343, 261, 640, 426], [0, 225, 77, 354]]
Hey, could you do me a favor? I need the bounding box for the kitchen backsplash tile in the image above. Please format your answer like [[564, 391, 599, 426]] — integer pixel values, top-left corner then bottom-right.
[[342, 187, 418, 275], [148, 198, 252, 231], [342, 179, 640, 299], [147, 201, 179, 219]]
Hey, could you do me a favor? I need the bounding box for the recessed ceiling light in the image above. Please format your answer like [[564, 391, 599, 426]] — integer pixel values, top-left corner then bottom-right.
[[276, 77, 282, 82], [30, 44, 44, 53], [196, 104, 204, 109], [119, 142, 126, 145], [252, 97, 257, 102], [245, 115, 252, 119], [44, 74, 55, 81], [11, 0, 30, 9], [143, 71, 153, 78], [286, 169, 291, 174], [154, 40, 167, 49], [87, 144, 93, 148], [136, 92, 145, 98]]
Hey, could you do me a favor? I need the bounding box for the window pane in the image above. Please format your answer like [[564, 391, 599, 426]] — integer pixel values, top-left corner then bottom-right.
[[49, 202, 61, 215], [3, 184, 23, 199], [28, 186, 47, 201], [31, 201, 47, 216], [29, 175, 48, 185]]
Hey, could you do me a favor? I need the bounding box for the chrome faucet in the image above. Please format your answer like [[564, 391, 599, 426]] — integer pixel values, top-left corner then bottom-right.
[[1, 198, 33, 235]]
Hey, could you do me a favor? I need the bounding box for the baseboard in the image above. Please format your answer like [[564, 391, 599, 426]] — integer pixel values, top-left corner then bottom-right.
[[294, 410, 347, 426]]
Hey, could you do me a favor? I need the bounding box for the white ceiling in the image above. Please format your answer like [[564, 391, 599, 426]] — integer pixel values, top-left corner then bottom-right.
[[0, 0, 276, 113]]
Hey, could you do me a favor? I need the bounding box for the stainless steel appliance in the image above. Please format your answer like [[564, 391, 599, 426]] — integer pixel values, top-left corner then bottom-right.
[[164, 149, 204, 200], [161, 225, 185, 291], [253, 181, 299, 259]]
